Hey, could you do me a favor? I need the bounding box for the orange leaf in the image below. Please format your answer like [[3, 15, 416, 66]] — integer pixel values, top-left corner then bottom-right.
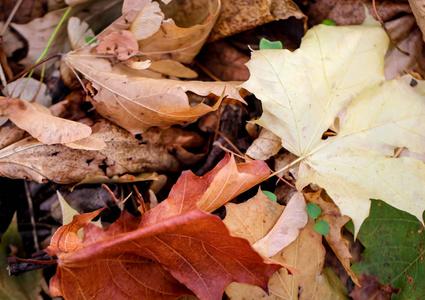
[[48, 209, 281, 300], [142, 154, 271, 225]]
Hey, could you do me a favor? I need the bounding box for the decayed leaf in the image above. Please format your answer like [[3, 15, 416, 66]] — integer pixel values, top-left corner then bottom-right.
[[66, 53, 243, 134], [305, 191, 359, 286], [0, 97, 92, 145], [225, 219, 347, 299], [243, 18, 425, 234], [46, 209, 281, 299], [0, 119, 180, 183], [96, 30, 139, 60], [253, 192, 308, 257], [209, 0, 306, 42], [142, 154, 271, 225]]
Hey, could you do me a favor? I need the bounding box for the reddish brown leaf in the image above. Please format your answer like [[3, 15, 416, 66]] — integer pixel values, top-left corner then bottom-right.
[[47, 209, 281, 300], [142, 154, 271, 225]]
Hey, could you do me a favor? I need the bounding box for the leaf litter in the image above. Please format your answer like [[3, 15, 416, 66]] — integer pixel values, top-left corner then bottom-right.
[[1, 0, 425, 299]]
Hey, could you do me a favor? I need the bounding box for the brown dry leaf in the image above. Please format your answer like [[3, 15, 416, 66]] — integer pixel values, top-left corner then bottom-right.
[[0, 97, 92, 145], [209, 0, 306, 42], [349, 273, 392, 300], [0, 119, 180, 183], [66, 54, 243, 134], [148, 60, 198, 78], [225, 219, 348, 300], [305, 191, 359, 286], [246, 128, 282, 161], [253, 192, 308, 257], [409, 0, 425, 42], [96, 30, 139, 60], [137, 0, 221, 63], [384, 15, 425, 79], [224, 189, 285, 244], [0, 121, 26, 150]]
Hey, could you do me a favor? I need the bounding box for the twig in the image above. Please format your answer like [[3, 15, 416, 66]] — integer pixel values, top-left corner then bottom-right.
[[133, 186, 146, 214], [393, 147, 405, 158], [23, 181, 39, 252], [0, 0, 24, 36], [216, 130, 244, 157], [8, 53, 63, 83]]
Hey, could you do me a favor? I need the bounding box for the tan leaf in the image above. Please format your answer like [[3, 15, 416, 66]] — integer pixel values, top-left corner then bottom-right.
[[66, 54, 243, 134], [224, 189, 284, 244], [149, 60, 198, 78], [64, 136, 106, 150], [246, 128, 282, 160], [0, 97, 92, 145], [305, 191, 359, 286], [409, 0, 425, 42], [130, 1, 164, 40], [137, 0, 221, 63], [226, 220, 347, 300], [253, 192, 308, 257], [0, 119, 180, 183]]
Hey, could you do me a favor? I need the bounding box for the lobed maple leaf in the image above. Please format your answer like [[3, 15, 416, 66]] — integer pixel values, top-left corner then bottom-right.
[[45, 155, 282, 299], [243, 17, 425, 235]]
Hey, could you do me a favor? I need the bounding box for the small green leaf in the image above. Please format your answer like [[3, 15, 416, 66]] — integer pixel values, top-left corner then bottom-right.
[[306, 203, 322, 219], [259, 38, 283, 50], [262, 190, 277, 202], [321, 19, 336, 26], [314, 220, 330, 235], [85, 37, 97, 44]]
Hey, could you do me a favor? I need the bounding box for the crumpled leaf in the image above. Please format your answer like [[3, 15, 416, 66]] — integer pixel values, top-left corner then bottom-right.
[[66, 53, 243, 134], [0, 97, 93, 145], [0, 119, 180, 183], [305, 191, 359, 286], [142, 154, 271, 225], [46, 207, 281, 299], [0, 215, 43, 300], [243, 17, 425, 234], [209, 0, 306, 42], [253, 192, 308, 257], [96, 30, 139, 60]]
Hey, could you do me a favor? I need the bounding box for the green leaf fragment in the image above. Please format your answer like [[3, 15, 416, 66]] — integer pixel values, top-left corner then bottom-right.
[[262, 190, 277, 202], [306, 203, 322, 219], [321, 19, 336, 26], [351, 200, 425, 299], [85, 37, 97, 44], [314, 220, 329, 235], [259, 38, 283, 50]]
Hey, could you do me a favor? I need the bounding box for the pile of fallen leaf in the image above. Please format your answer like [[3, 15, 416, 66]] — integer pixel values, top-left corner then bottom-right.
[[0, 0, 425, 299]]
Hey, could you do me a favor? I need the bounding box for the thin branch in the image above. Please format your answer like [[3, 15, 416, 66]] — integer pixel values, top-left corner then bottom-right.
[[24, 181, 39, 252]]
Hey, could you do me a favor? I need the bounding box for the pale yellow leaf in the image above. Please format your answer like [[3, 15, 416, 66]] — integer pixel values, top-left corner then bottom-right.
[[67, 17, 95, 50], [243, 18, 425, 235], [246, 128, 282, 160]]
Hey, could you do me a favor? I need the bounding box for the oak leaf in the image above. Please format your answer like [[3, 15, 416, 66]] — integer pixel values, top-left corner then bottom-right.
[[243, 18, 425, 234]]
